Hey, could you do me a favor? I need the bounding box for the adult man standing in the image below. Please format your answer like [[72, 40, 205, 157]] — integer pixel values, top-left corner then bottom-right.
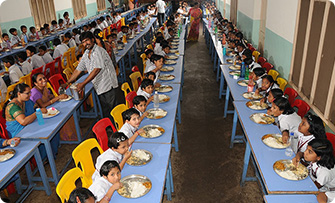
[[63, 32, 118, 118], [156, 0, 166, 27]]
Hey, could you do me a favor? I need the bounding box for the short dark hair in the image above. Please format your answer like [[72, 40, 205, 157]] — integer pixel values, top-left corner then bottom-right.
[[122, 108, 140, 122], [304, 113, 326, 139], [9, 28, 17, 34], [273, 97, 294, 115], [29, 26, 35, 32], [2, 33, 8, 38], [100, 160, 121, 177], [58, 19, 64, 24], [145, 71, 156, 80], [53, 38, 61, 46], [80, 31, 94, 41], [242, 49, 252, 59], [236, 42, 245, 49], [121, 26, 128, 30], [162, 44, 171, 50], [68, 188, 96, 203], [20, 25, 27, 31], [40, 27, 45, 31], [145, 49, 154, 56], [3, 55, 15, 65], [252, 67, 266, 76], [51, 20, 57, 25], [133, 95, 147, 106], [44, 24, 49, 29], [269, 89, 283, 100], [140, 79, 154, 90], [236, 32, 244, 39], [90, 21, 97, 27], [39, 45, 47, 51], [72, 28, 81, 35], [108, 132, 129, 149], [26, 46, 37, 54], [63, 11, 69, 18], [168, 28, 174, 33], [150, 54, 164, 63], [64, 32, 72, 39], [17, 52, 28, 61]]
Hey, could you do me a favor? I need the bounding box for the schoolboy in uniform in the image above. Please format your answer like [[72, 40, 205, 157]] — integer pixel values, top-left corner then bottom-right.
[[9, 28, 21, 47], [3, 56, 24, 84], [38, 46, 53, 64], [136, 79, 154, 105], [119, 108, 144, 144], [26, 46, 46, 69], [17, 52, 33, 75], [132, 95, 148, 121]]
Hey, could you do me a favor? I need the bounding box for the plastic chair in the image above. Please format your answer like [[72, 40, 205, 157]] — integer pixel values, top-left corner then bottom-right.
[[69, 47, 77, 69], [5, 83, 19, 102], [30, 66, 44, 82], [56, 167, 90, 203], [252, 51, 260, 63], [262, 62, 274, 73], [77, 44, 85, 55], [126, 91, 137, 108], [19, 73, 32, 88], [146, 44, 153, 50], [121, 82, 132, 99], [326, 133, 335, 157], [0, 113, 8, 139], [268, 69, 279, 81], [46, 82, 58, 97], [49, 74, 66, 95], [140, 53, 147, 63], [63, 68, 73, 81], [54, 56, 62, 74], [292, 99, 310, 118], [276, 77, 287, 91], [284, 87, 298, 106], [61, 50, 72, 70], [110, 104, 127, 130], [92, 118, 117, 151], [257, 57, 267, 67], [72, 138, 103, 186], [129, 71, 143, 92], [73, 61, 79, 69], [44, 61, 56, 79], [250, 47, 256, 53], [132, 65, 140, 73]]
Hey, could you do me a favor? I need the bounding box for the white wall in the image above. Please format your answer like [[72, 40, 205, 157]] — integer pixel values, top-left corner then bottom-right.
[[0, 0, 32, 23], [226, 0, 231, 5], [54, 0, 72, 12], [238, 0, 255, 19], [253, 0, 261, 20], [266, 0, 299, 43], [86, 0, 96, 4]]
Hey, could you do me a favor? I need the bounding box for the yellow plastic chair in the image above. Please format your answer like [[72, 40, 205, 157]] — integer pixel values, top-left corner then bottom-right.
[[277, 77, 288, 91], [110, 104, 127, 130], [121, 17, 126, 26], [46, 82, 58, 97], [72, 138, 103, 186], [56, 167, 91, 203], [121, 82, 132, 99], [73, 61, 79, 69], [63, 68, 73, 81], [146, 44, 153, 50], [5, 83, 19, 102], [268, 69, 279, 81], [77, 44, 85, 55], [252, 51, 260, 63], [19, 73, 32, 88], [140, 53, 147, 64], [129, 72, 143, 92], [61, 50, 72, 70], [69, 47, 77, 69]]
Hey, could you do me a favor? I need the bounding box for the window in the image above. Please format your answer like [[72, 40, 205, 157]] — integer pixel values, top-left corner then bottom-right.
[[72, 0, 87, 20], [29, 0, 56, 29], [289, 0, 335, 131], [97, 0, 106, 11]]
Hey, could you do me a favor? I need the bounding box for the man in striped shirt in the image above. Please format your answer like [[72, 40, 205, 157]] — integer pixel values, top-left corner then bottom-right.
[[64, 32, 118, 118]]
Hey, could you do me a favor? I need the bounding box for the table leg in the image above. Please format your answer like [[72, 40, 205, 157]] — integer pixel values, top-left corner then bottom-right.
[[213, 51, 217, 72], [219, 71, 225, 99], [168, 158, 174, 193], [216, 58, 221, 82], [173, 122, 179, 152], [230, 110, 238, 148], [15, 175, 23, 194], [241, 142, 251, 186], [73, 110, 82, 142], [33, 149, 51, 195], [177, 92, 181, 124], [133, 42, 138, 63], [128, 51, 132, 70], [224, 86, 230, 118], [165, 169, 172, 201], [122, 58, 126, 83], [141, 37, 144, 52], [43, 140, 59, 184]]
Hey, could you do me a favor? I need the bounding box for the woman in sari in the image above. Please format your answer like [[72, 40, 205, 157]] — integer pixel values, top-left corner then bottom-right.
[[187, 2, 202, 41]]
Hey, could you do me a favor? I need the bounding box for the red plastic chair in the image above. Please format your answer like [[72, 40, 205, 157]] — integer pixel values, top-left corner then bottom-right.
[[126, 91, 137, 108], [0, 111, 8, 139], [292, 99, 310, 118], [247, 43, 253, 50], [92, 118, 117, 151], [132, 65, 140, 73], [30, 66, 44, 83], [284, 87, 298, 107], [262, 62, 274, 73], [44, 61, 56, 79], [250, 47, 256, 53], [54, 56, 62, 74], [257, 57, 267, 67], [49, 74, 66, 95], [326, 133, 335, 157]]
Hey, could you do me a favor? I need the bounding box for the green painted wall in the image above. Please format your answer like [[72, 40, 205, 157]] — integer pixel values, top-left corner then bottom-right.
[[225, 4, 230, 20], [56, 8, 75, 22], [236, 11, 259, 49], [263, 28, 293, 80], [87, 2, 99, 19], [0, 17, 35, 34]]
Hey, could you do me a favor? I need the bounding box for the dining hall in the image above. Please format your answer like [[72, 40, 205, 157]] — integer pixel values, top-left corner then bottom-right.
[[0, 0, 334, 202]]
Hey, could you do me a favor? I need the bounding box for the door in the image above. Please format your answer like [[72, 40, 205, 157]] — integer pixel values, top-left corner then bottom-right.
[[230, 0, 238, 24]]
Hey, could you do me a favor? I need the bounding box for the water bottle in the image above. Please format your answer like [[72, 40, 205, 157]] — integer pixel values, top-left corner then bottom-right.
[[245, 65, 249, 80], [290, 132, 299, 153], [36, 108, 45, 125], [154, 92, 159, 109], [240, 62, 245, 78], [223, 46, 226, 56]]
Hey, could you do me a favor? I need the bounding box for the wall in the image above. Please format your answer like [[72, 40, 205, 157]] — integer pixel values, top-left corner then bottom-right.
[[226, 0, 230, 20]]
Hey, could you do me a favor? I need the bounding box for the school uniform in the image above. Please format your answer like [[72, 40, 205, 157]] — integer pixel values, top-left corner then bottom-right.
[[21, 33, 28, 43], [74, 34, 81, 45], [308, 162, 335, 202], [20, 61, 33, 75], [53, 43, 69, 59], [277, 112, 301, 133], [145, 59, 154, 70], [0, 77, 7, 102], [116, 15, 122, 22], [28, 32, 37, 41], [102, 21, 108, 28], [154, 43, 162, 55], [111, 17, 118, 24], [145, 64, 159, 83], [119, 122, 137, 139], [296, 131, 315, 153], [255, 78, 262, 89], [97, 23, 105, 31], [105, 19, 113, 26], [157, 50, 167, 57], [50, 25, 59, 32], [8, 64, 24, 84], [133, 107, 143, 117], [165, 32, 172, 40], [239, 48, 245, 58], [117, 32, 126, 41], [1, 41, 11, 49], [249, 61, 262, 71], [58, 24, 66, 30], [68, 38, 77, 51], [88, 176, 113, 202], [92, 148, 123, 182], [266, 83, 280, 93], [64, 18, 71, 27], [30, 54, 46, 69], [10, 35, 21, 46], [41, 52, 53, 64], [136, 88, 152, 100]]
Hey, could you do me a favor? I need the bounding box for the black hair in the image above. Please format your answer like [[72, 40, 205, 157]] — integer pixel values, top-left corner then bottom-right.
[[156, 32, 163, 38], [80, 31, 94, 41], [17, 52, 28, 61], [236, 42, 246, 49], [90, 21, 97, 27], [51, 20, 57, 25], [304, 113, 326, 139], [99, 160, 121, 177], [44, 24, 49, 29], [308, 139, 335, 169], [111, 33, 117, 38], [122, 108, 140, 122], [133, 95, 147, 106], [128, 22, 134, 27], [26, 46, 37, 54], [168, 28, 174, 33], [9, 28, 17, 34], [83, 25, 88, 29], [2, 83, 30, 118], [99, 16, 105, 21], [2, 33, 8, 38], [63, 11, 69, 18], [64, 32, 72, 39], [76, 54, 83, 61], [162, 44, 170, 50], [29, 27, 35, 32], [242, 49, 252, 59], [253, 67, 266, 77], [53, 38, 61, 46], [20, 25, 27, 31], [106, 15, 111, 18], [140, 79, 154, 90], [121, 26, 128, 30], [68, 188, 96, 203], [58, 19, 64, 24], [269, 89, 283, 100], [145, 71, 156, 79], [106, 34, 113, 39], [3, 55, 15, 65], [72, 28, 81, 35], [108, 132, 129, 149], [150, 54, 164, 63], [262, 74, 276, 85], [244, 57, 253, 66], [273, 97, 295, 115], [236, 32, 244, 39], [227, 24, 234, 30], [156, 36, 164, 44], [145, 49, 154, 56], [160, 40, 169, 47], [39, 45, 47, 51], [111, 28, 118, 32], [32, 72, 44, 85], [40, 27, 45, 31]]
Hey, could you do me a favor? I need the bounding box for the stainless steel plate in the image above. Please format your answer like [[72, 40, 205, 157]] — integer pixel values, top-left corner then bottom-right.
[[249, 113, 275, 125], [146, 108, 167, 119], [273, 159, 308, 181], [246, 101, 268, 110], [158, 74, 175, 81], [262, 134, 290, 149], [155, 85, 173, 93], [0, 149, 15, 162], [117, 174, 152, 198], [126, 149, 153, 166]]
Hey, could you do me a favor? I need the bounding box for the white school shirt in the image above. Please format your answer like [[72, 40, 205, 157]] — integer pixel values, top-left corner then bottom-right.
[[8, 64, 24, 84], [102, 21, 108, 28], [68, 38, 77, 50], [88, 176, 113, 202], [255, 78, 262, 89], [277, 112, 301, 133], [111, 17, 118, 24], [308, 162, 335, 202], [117, 32, 126, 41], [74, 34, 81, 45], [136, 88, 152, 100], [296, 131, 315, 153], [10, 35, 21, 46], [154, 43, 162, 55], [50, 25, 59, 32], [0, 77, 7, 102], [97, 23, 105, 31], [145, 64, 160, 83], [249, 61, 262, 71], [266, 83, 280, 93], [116, 15, 122, 22], [105, 19, 112, 26], [30, 54, 46, 69], [165, 32, 172, 40], [92, 148, 123, 182], [119, 122, 138, 139], [156, 0, 166, 13], [28, 32, 37, 40], [145, 60, 154, 70], [64, 18, 71, 26], [41, 52, 53, 64], [157, 50, 167, 57], [20, 61, 33, 75], [53, 44, 69, 59]]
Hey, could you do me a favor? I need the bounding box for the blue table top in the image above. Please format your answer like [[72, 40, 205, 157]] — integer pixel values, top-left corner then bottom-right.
[[0, 140, 40, 188], [135, 83, 180, 144], [264, 194, 318, 203], [158, 56, 183, 85], [110, 142, 171, 203], [221, 64, 250, 101], [233, 101, 318, 194]]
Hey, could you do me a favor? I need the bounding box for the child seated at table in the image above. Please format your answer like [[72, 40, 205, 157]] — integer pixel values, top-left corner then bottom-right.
[[50, 20, 58, 32], [52, 38, 69, 59], [133, 95, 149, 121], [38, 27, 47, 38], [144, 54, 164, 83], [58, 19, 65, 30], [28, 26, 38, 41], [20, 25, 29, 44], [64, 32, 77, 50], [26, 46, 46, 69], [158, 44, 170, 58], [38, 45, 53, 64], [154, 36, 164, 55], [236, 43, 246, 59], [145, 49, 154, 69], [63, 12, 71, 27], [117, 26, 129, 42], [145, 71, 161, 88], [250, 67, 266, 89], [111, 28, 118, 35], [261, 88, 283, 110], [92, 132, 131, 181], [128, 23, 134, 36], [89, 160, 122, 202], [105, 15, 113, 26], [9, 28, 21, 47], [2, 56, 24, 84], [303, 139, 335, 203], [82, 25, 89, 32], [255, 75, 279, 97], [136, 79, 154, 105], [165, 28, 174, 41], [17, 52, 33, 75], [1, 33, 12, 51], [119, 108, 144, 144], [72, 28, 81, 45], [44, 24, 51, 34], [291, 113, 326, 164]]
